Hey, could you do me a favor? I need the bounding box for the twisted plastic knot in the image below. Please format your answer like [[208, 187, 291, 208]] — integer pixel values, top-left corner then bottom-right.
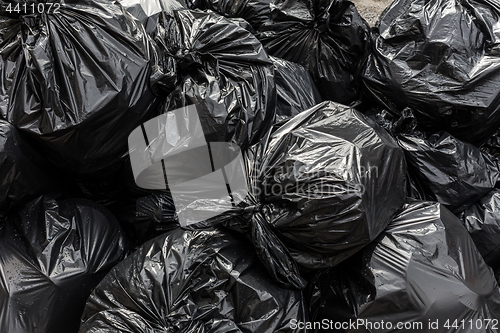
[[242, 204, 264, 215], [312, 19, 328, 33], [175, 49, 203, 71]]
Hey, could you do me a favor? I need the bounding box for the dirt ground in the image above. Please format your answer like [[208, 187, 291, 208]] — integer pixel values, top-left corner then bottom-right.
[[352, 0, 393, 26]]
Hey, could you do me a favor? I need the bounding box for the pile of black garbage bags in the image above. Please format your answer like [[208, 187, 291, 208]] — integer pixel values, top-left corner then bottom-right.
[[1, 0, 500, 331]]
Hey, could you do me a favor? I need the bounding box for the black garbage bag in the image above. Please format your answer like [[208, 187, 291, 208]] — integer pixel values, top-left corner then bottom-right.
[[0, 195, 128, 333], [398, 130, 500, 213], [271, 56, 323, 124], [238, 100, 406, 273], [156, 8, 276, 147], [257, 0, 370, 105], [309, 201, 500, 332], [460, 189, 500, 275], [186, 0, 273, 30], [364, 107, 499, 209], [363, 0, 500, 144], [131, 101, 406, 287], [79, 228, 306, 333], [364, 108, 435, 201], [118, 57, 318, 241], [0, 120, 66, 215], [364, 107, 417, 137], [0, 0, 160, 177]]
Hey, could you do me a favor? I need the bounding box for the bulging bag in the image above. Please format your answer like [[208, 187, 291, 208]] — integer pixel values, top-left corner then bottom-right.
[[156, 9, 276, 148], [271, 56, 323, 124], [258, 0, 370, 104], [398, 130, 500, 213], [186, 0, 273, 30], [309, 201, 500, 332], [79, 228, 306, 333], [363, 0, 500, 144], [460, 189, 500, 276], [0, 0, 160, 177], [0, 195, 128, 333]]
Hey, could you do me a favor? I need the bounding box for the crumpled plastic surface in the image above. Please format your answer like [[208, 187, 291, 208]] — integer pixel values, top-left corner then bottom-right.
[[79, 228, 306, 333], [481, 128, 500, 158], [119, 0, 186, 34], [271, 56, 323, 124], [0, 195, 128, 333], [156, 9, 276, 147], [0, 0, 160, 177], [112, 191, 178, 245], [146, 101, 406, 288], [309, 201, 500, 332], [398, 130, 500, 213], [241, 100, 406, 273], [258, 0, 370, 104], [363, 0, 500, 144], [186, 0, 273, 30], [0, 120, 64, 214], [460, 189, 500, 276], [135, 192, 177, 231], [368, 108, 500, 213]]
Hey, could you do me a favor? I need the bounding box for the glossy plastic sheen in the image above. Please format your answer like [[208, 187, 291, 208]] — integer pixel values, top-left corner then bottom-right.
[[0, 195, 128, 333], [0, 0, 160, 176], [157, 9, 276, 148], [247, 100, 405, 272], [363, 0, 500, 144], [460, 189, 500, 276], [79, 228, 306, 333], [258, 0, 370, 104], [310, 201, 500, 332], [120, 0, 186, 34], [271, 56, 323, 124], [398, 131, 500, 213], [187, 0, 273, 30]]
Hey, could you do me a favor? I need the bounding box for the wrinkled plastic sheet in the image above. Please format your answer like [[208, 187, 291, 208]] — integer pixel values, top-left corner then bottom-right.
[[0, 195, 128, 333], [79, 228, 306, 333], [460, 189, 500, 275], [258, 0, 370, 104], [398, 130, 500, 213], [0, 120, 65, 215], [367, 108, 500, 213], [239, 100, 406, 272], [0, 0, 160, 177], [363, 0, 500, 144], [156, 8, 276, 148], [309, 201, 500, 332], [119, 0, 186, 33], [187, 0, 273, 30], [481, 128, 500, 158]]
